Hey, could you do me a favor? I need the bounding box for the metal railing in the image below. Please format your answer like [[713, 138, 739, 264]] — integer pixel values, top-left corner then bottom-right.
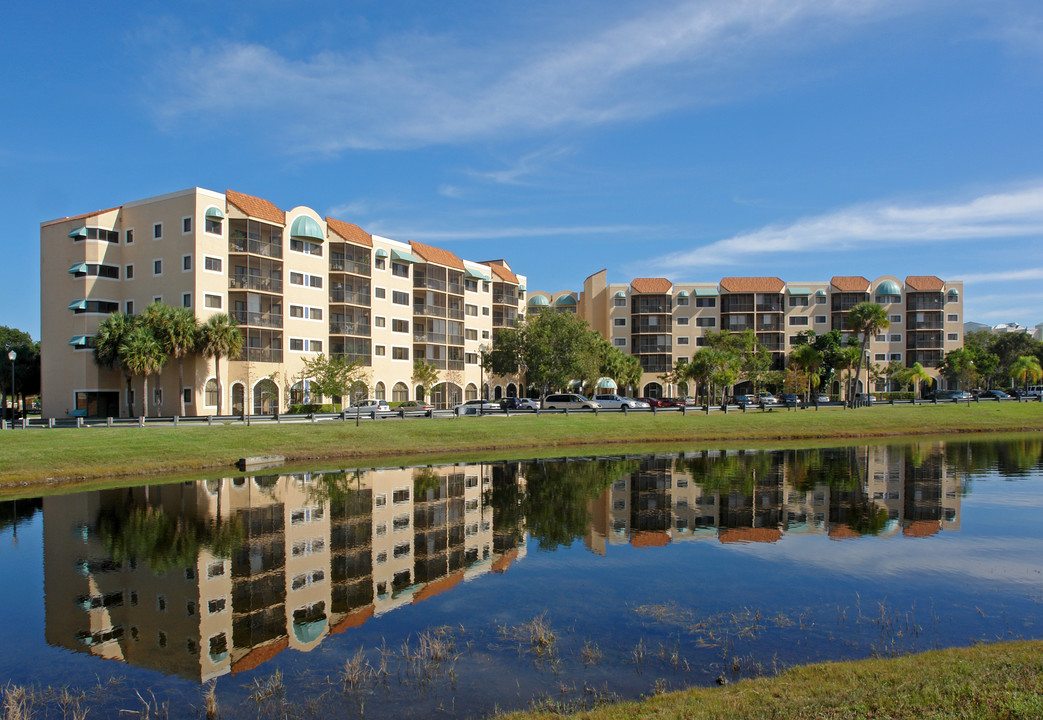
[[229, 237, 282, 259], [232, 311, 283, 328], [230, 276, 283, 293], [330, 322, 371, 336]]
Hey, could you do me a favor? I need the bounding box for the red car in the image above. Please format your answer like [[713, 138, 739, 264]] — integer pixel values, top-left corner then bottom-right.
[[659, 397, 686, 407], [636, 397, 670, 408]]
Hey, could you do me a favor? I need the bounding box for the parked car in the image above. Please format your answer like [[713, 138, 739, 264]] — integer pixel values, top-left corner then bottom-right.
[[397, 400, 434, 411], [635, 397, 665, 408], [543, 393, 601, 410], [593, 394, 649, 409], [854, 393, 876, 403], [350, 399, 389, 411], [980, 389, 1011, 400], [732, 394, 756, 408], [757, 392, 778, 406], [814, 394, 831, 404], [454, 399, 500, 415], [501, 397, 541, 411], [658, 397, 686, 407], [779, 393, 801, 405], [933, 390, 972, 401]]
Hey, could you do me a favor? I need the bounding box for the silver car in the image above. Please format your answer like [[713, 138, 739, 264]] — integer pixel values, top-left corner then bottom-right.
[[593, 394, 649, 409], [543, 393, 602, 410]]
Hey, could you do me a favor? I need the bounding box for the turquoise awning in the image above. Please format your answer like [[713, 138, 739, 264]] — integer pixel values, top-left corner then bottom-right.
[[614, 290, 627, 298], [69, 409, 88, 418], [374, 248, 388, 258], [692, 288, 718, 297], [290, 216, 324, 241], [876, 280, 902, 296], [815, 289, 827, 297], [391, 249, 419, 263], [205, 206, 225, 219], [69, 335, 90, 347], [68, 262, 88, 274], [293, 618, 327, 644], [597, 377, 617, 389], [67, 227, 87, 239], [518, 284, 526, 291], [676, 290, 689, 298], [554, 295, 577, 306], [947, 289, 959, 297], [68, 299, 87, 311], [527, 295, 549, 307], [788, 287, 812, 296], [466, 267, 491, 281]]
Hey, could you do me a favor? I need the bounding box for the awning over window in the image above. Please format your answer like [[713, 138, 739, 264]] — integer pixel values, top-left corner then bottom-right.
[[465, 267, 490, 281], [788, 287, 812, 296], [554, 295, 577, 306], [68, 299, 87, 310], [518, 284, 526, 291], [205, 206, 225, 219], [390, 249, 419, 263], [614, 291, 627, 298], [676, 290, 689, 298], [69, 335, 90, 347], [692, 288, 718, 297], [293, 618, 327, 644], [68, 262, 88, 274], [527, 295, 549, 307], [876, 280, 902, 296], [67, 226, 87, 239], [374, 248, 389, 258], [290, 216, 324, 241], [815, 289, 827, 297]]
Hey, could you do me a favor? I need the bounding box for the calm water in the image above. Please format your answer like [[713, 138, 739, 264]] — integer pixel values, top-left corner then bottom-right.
[[1, 438, 1041, 718]]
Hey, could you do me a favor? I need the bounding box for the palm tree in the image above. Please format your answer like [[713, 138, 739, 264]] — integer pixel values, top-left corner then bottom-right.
[[905, 361, 931, 400], [157, 307, 200, 416], [93, 311, 136, 417], [847, 303, 890, 407], [200, 314, 244, 416], [119, 325, 167, 417], [789, 343, 823, 401], [1010, 355, 1043, 394]]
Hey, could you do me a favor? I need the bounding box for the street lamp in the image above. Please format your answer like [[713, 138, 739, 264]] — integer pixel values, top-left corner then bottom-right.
[[7, 350, 15, 423], [479, 343, 487, 416]]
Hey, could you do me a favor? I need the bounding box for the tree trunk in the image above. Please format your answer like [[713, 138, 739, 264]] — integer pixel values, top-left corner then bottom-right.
[[178, 356, 186, 416], [215, 355, 223, 416], [142, 375, 150, 418], [125, 373, 133, 418]]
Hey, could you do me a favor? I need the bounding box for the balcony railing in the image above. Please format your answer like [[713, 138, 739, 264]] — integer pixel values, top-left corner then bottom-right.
[[447, 281, 463, 295], [229, 237, 282, 259], [232, 311, 283, 329], [330, 259, 370, 276], [908, 320, 944, 330], [230, 275, 283, 293], [330, 290, 370, 306], [908, 297, 943, 310], [415, 277, 447, 292], [414, 331, 447, 344], [726, 323, 753, 332], [330, 322, 371, 336], [418, 358, 447, 369], [447, 334, 464, 346], [240, 348, 283, 363], [414, 303, 446, 318], [756, 304, 782, 312], [493, 292, 518, 305], [447, 360, 464, 371], [634, 344, 672, 354]]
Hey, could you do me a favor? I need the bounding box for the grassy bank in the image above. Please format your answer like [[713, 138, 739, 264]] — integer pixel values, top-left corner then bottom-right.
[[1, 402, 1042, 488], [503, 640, 1043, 720]]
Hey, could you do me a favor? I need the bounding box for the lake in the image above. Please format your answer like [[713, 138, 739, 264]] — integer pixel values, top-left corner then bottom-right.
[[1, 437, 1041, 718]]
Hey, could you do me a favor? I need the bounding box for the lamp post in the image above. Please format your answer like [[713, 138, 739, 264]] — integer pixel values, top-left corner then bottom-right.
[[7, 350, 15, 424], [478, 343, 487, 416]]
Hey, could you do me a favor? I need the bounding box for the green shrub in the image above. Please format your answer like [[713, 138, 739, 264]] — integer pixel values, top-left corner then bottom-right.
[[288, 403, 336, 414]]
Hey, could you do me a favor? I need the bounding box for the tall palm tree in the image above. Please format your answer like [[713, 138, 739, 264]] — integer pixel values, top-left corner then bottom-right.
[[789, 343, 823, 401], [200, 314, 244, 416], [1010, 355, 1043, 393], [119, 325, 167, 417], [158, 307, 200, 416], [905, 361, 931, 400], [93, 311, 136, 417], [847, 302, 890, 407]]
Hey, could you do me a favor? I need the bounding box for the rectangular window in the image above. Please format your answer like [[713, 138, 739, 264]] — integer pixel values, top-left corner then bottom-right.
[[788, 316, 809, 326], [947, 333, 959, 341], [614, 318, 626, 326], [482, 306, 490, 316], [375, 345, 386, 356], [614, 337, 626, 346], [465, 352, 478, 364], [309, 275, 322, 288], [876, 334, 887, 342], [875, 353, 886, 361], [205, 217, 222, 234], [393, 488, 410, 504], [676, 296, 689, 306], [126, 264, 134, 280], [182, 255, 192, 271], [126, 301, 134, 315], [816, 295, 827, 304], [392, 347, 409, 360], [309, 340, 323, 352], [289, 338, 304, 351], [374, 316, 386, 328], [695, 297, 717, 308], [614, 297, 627, 307], [392, 290, 408, 305], [392, 319, 408, 332], [125, 229, 134, 244], [465, 278, 478, 292], [290, 305, 304, 318], [153, 223, 162, 239], [153, 388, 163, 407], [465, 304, 478, 316], [890, 314, 902, 323], [374, 287, 386, 299], [789, 296, 809, 307], [675, 317, 689, 325], [481, 330, 490, 339], [182, 293, 191, 308], [465, 328, 478, 341], [182, 217, 192, 233], [947, 314, 959, 322], [890, 353, 903, 361], [391, 262, 409, 277], [695, 317, 716, 327], [814, 315, 826, 324], [890, 334, 902, 342], [676, 336, 690, 345], [204, 256, 222, 272], [153, 259, 163, 276], [290, 272, 304, 285], [482, 281, 490, 292], [183, 388, 192, 404]]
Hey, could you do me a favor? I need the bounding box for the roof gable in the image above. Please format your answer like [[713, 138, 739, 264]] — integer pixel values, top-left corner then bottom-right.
[[325, 217, 373, 247], [225, 189, 285, 225], [630, 278, 673, 294], [485, 262, 519, 284], [905, 275, 945, 291], [410, 240, 464, 269], [719, 277, 785, 293], [830, 276, 871, 292]]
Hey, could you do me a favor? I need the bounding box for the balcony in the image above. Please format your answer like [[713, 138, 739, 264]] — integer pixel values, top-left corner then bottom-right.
[[230, 275, 283, 293], [638, 357, 672, 373], [634, 344, 672, 354], [330, 322, 371, 336], [330, 290, 370, 306], [232, 311, 283, 329], [414, 331, 447, 344], [908, 320, 943, 330], [447, 360, 464, 371], [417, 357, 447, 369], [414, 303, 447, 318], [330, 258, 370, 276], [447, 281, 463, 295], [756, 303, 782, 313], [415, 276, 447, 292], [493, 292, 517, 305], [241, 348, 283, 363], [229, 237, 282, 259], [908, 297, 943, 311]]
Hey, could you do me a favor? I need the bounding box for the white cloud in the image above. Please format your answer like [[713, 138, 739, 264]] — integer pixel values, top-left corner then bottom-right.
[[647, 184, 1043, 271], [958, 268, 1043, 284], [363, 223, 656, 242], [152, 0, 917, 151]]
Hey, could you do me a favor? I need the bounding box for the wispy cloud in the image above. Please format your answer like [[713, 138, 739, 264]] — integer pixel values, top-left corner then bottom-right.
[[959, 268, 1043, 283], [151, 0, 917, 151], [464, 146, 575, 186], [363, 223, 657, 242], [647, 184, 1043, 270]]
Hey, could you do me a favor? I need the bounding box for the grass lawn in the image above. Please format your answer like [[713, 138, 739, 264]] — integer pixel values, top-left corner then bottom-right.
[[1, 402, 1042, 489], [500, 640, 1043, 720]]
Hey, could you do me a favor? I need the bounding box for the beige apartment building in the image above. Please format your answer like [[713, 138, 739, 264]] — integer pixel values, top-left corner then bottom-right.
[[40, 188, 528, 418], [531, 270, 964, 398]]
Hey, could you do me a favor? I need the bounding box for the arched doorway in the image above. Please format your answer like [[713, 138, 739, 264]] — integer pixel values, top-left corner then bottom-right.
[[432, 382, 461, 409], [465, 383, 478, 401], [374, 382, 386, 401], [506, 383, 517, 398], [231, 383, 245, 415], [253, 379, 279, 414], [642, 382, 663, 399], [493, 385, 503, 400]]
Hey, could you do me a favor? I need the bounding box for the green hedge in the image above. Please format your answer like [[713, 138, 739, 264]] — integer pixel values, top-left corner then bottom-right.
[[287, 403, 336, 414]]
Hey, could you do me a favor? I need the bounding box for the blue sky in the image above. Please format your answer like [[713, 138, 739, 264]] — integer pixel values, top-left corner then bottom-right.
[[5, 0, 1043, 339]]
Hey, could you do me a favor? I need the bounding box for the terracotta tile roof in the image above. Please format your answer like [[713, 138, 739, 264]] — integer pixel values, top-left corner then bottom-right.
[[225, 189, 285, 225], [830, 276, 871, 292], [719, 277, 785, 293], [41, 206, 122, 228], [329, 606, 375, 635], [828, 524, 862, 540], [412, 571, 464, 603], [231, 638, 288, 675], [630, 531, 671, 548], [719, 527, 783, 544], [485, 262, 519, 284], [491, 549, 518, 574], [325, 217, 373, 247], [630, 278, 673, 294], [905, 275, 945, 291], [410, 240, 465, 269], [903, 520, 940, 538]]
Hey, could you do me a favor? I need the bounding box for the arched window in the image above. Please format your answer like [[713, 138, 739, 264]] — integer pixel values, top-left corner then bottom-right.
[[493, 385, 503, 400], [204, 379, 219, 407], [643, 382, 663, 399], [506, 383, 517, 398], [374, 381, 386, 401], [253, 379, 279, 414], [392, 382, 409, 402], [465, 383, 478, 401], [290, 380, 306, 406], [415, 385, 426, 402]]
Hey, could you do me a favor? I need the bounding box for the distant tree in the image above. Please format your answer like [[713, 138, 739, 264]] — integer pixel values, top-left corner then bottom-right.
[[93, 312, 136, 417], [788, 343, 823, 400], [199, 314, 244, 416], [847, 303, 889, 406], [301, 354, 368, 406], [1010, 355, 1043, 393], [1, 326, 40, 415], [412, 359, 440, 402], [120, 325, 167, 416]]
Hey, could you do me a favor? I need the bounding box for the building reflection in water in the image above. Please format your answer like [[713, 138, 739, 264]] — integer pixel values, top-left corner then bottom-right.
[[42, 443, 967, 682]]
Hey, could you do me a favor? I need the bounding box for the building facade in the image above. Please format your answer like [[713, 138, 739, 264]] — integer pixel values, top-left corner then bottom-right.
[[41, 188, 527, 418], [531, 270, 964, 398]]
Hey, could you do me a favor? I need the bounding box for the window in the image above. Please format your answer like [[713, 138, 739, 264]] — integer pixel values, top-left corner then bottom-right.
[[290, 239, 322, 256], [695, 297, 717, 308], [465, 278, 478, 292], [125, 229, 134, 244], [204, 294, 222, 309], [309, 275, 322, 288], [947, 314, 959, 322], [182, 217, 192, 234], [182, 293, 191, 308], [182, 255, 192, 271], [889, 314, 902, 323], [482, 306, 490, 316], [696, 337, 706, 346], [614, 338, 626, 346], [676, 296, 689, 306], [482, 281, 490, 292], [153, 295, 162, 303], [465, 352, 478, 364], [374, 316, 386, 328], [890, 353, 902, 361], [789, 316, 809, 326], [814, 315, 826, 324], [310, 307, 322, 320], [392, 291, 408, 305], [153, 259, 163, 276], [126, 301, 134, 315], [290, 305, 304, 318], [375, 494, 386, 508], [375, 257, 386, 270], [614, 318, 626, 326], [392, 347, 409, 360], [290, 272, 304, 285], [947, 333, 959, 341], [676, 317, 689, 325], [889, 334, 902, 342], [205, 217, 222, 234], [465, 304, 478, 316], [816, 295, 826, 304], [290, 338, 304, 351], [208, 598, 226, 614], [204, 256, 222, 272], [153, 223, 162, 239], [789, 296, 809, 307], [614, 297, 626, 307], [875, 334, 886, 342], [309, 340, 322, 352], [205, 379, 218, 406], [375, 345, 385, 356], [183, 388, 192, 405], [125, 264, 134, 280], [677, 336, 690, 345], [465, 328, 478, 341], [374, 287, 386, 299], [153, 389, 163, 407], [393, 488, 410, 503], [481, 330, 490, 339], [695, 317, 716, 327], [392, 319, 408, 333], [391, 262, 409, 277], [875, 353, 886, 361]]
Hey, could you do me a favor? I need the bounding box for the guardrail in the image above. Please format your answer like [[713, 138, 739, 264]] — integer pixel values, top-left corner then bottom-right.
[[2, 394, 1037, 430]]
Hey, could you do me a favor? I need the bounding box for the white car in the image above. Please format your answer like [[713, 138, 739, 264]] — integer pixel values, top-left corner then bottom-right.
[[757, 393, 778, 406], [350, 399, 389, 411], [543, 393, 602, 410], [593, 394, 649, 409], [815, 394, 831, 404], [454, 399, 500, 415]]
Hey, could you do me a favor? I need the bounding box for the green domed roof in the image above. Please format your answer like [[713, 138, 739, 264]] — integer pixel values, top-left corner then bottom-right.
[[290, 215, 324, 240], [875, 280, 902, 296], [527, 295, 550, 307], [554, 295, 577, 306]]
